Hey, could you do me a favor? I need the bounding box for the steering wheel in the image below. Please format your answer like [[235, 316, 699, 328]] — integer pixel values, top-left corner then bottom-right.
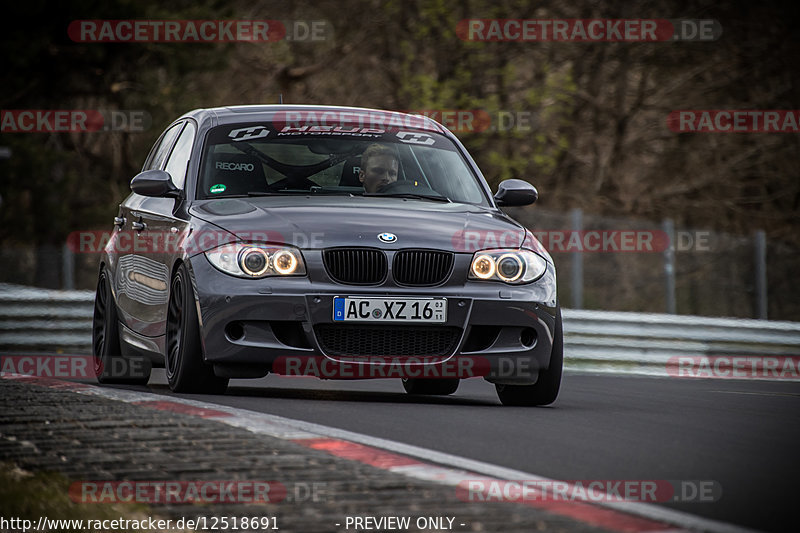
[[376, 179, 436, 195], [267, 176, 318, 191]]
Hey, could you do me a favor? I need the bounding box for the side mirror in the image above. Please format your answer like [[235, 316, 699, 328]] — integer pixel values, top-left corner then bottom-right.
[[131, 170, 180, 198], [494, 179, 538, 207]]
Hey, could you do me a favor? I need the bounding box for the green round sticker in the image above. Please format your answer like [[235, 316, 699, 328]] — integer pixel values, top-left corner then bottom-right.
[[210, 184, 226, 194]]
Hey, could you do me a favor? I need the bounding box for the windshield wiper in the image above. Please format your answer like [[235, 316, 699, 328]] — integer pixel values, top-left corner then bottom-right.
[[207, 192, 290, 198], [217, 190, 358, 198], [247, 190, 322, 196], [363, 192, 452, 203]]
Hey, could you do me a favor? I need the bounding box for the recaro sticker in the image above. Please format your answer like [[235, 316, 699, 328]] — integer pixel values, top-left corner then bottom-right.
[[215, 161, 254, 171]]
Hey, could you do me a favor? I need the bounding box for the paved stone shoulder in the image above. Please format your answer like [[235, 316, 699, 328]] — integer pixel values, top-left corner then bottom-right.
[[0, 378, 608, 533]]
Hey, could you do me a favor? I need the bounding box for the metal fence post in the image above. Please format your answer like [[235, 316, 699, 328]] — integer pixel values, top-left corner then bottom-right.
[[570, 208, 583, 309], [62, 244, 75, 290], [662, 219, 676, 314], [754, 230, 768, 319]]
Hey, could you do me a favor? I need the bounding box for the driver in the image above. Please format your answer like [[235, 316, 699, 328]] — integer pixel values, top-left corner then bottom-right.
[[358, 144, 399, 193]]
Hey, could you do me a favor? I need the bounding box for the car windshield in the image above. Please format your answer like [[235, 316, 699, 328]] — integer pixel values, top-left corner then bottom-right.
[[198, 122, 488, 205]]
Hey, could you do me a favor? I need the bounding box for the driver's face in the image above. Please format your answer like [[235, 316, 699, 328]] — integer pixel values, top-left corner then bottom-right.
[[359, 155, 399, 193]]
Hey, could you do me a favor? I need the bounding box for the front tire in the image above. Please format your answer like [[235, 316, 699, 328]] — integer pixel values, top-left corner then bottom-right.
[[92, 269, 151, 385], [165, 263, 228, 394], [402, 378, 460, 395], [496, 307, 563, 406]]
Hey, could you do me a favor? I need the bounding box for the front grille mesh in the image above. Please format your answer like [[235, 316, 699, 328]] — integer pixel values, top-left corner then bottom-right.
[[315, 325, 460, 357], [324, 248, 387, 285], [393, 250, 454, 286]]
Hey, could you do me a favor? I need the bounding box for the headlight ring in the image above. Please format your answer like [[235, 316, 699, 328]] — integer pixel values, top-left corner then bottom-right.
[[205, 243, 306, 278], [468, 249, 546, 284]]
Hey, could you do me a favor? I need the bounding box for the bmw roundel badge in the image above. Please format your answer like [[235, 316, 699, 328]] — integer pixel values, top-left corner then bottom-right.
[[378, 232, 398, 243]]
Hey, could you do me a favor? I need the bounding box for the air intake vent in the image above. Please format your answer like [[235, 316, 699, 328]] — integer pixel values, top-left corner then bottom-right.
[[323, 248, 387, 285], [315, 325, 461, 357], [393, 250, 454, 286]]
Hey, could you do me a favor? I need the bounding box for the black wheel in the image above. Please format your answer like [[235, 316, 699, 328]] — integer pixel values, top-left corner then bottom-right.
[[165, 263, 229, 394], [402, 378, 460, 395], [496, 307, 563, 406], [92, 269, 151, 384]]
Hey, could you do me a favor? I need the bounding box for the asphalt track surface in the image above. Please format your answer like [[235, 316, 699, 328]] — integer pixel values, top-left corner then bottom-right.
[[121, 372, 799, 533]]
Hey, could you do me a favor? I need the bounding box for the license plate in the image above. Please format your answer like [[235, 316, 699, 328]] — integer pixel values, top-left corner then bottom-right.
[[333, 297, 447, 323]]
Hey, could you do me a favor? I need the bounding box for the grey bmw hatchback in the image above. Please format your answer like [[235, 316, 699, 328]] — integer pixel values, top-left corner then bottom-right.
[[92, 105, 561, 406]]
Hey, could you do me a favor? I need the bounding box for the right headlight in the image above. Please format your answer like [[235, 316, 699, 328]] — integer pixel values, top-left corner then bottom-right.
[[205, 243, 306, 278], [468, 249, 547, 284]]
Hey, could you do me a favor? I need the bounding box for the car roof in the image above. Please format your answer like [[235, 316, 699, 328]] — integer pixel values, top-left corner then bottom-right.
[[178, 104, 451, 135]]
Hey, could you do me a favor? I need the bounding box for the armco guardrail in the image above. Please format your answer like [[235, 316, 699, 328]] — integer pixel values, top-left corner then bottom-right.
[[2, 283, 799, 379], [0, 283, 94, 352], [563, 309, 800, 377]]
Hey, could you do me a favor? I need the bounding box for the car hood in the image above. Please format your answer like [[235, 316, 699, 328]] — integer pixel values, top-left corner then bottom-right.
[[189, 196, 526, 253]]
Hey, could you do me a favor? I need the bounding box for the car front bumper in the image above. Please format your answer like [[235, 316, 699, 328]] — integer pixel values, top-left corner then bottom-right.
[[188, 251, 558, 385]]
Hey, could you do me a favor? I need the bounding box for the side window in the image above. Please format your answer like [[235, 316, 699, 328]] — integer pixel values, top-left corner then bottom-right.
[[164, 122, 196, 189], [144, 122, 183, 171]]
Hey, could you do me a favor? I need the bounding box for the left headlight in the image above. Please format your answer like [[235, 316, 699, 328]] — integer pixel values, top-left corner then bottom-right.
[[205, 243, 306, 278], [468, 249, 547, 284]]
